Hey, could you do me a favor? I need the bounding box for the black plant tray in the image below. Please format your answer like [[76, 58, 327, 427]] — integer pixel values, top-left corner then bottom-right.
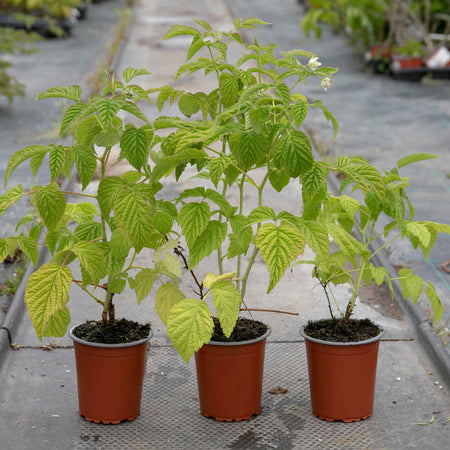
[[390, 66, 429, 82], [430, 68, 450, 80], [0, 12, 77, 38]]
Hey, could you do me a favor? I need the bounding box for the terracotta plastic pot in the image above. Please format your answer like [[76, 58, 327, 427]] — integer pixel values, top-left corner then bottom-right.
[[69, 327, 152, 424], [194, 326, 271, 422], [300, 323, 383, 423]]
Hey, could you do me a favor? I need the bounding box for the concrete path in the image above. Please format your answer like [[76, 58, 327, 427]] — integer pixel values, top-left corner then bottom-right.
[[0, 1, 449, 449]]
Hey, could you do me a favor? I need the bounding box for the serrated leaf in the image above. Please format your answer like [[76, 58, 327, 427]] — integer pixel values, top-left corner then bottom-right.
[[256, 222, 305, 292], [186, 36, 206, 61], [397, 153, 439, 169], [425, 282, 444, 323], [17, 236, 38, 266], [108, 278, 126, 294], [35, 183, 66, 231], [398, 268, 423, 303], [155, 282, 186, 324], [275, 131, 313, 177], [326, 223, 368, 262], [72, 241, 104, 286], [72, 145, 97, 191], [219, 73, 239, 107], [178, 202, 210, 247], [5, 145, 49, 185], [292, 101, 309, 128], [37, 85, 81, 102], [211, 280, 241, 337], [110, 227, 132, 259], [178, 93, 200, 117], [269, 170, 290, 192], [406, 222, 431, 247], [95, 97, 121, 126], [74, 222, 102, 241], [153, 211, 173, 234], [313, 100, 339, 140], [297, 220, 329, 256], [0, 185, 23, 218], [49, 145, 66, 181], [234, 131, 267, 171], [120, 126, 150, 170], [97, 177, 126, 217], [123, 67, 151, 83], [162, 252, 182, 278], [338, 195, 360, 219], [157, 86, 173, 111], [161, 25, 201, 40], [372, 266, 389, 286], [167, 299, 213, 362], [203, 272, 236, 289], [248, 206, 276, 224], [189, 221, 227, 269], [301, 162, 328, 198], [208, 156, 231, 187], [135, 268, 157, 304], [24, 263, 72, 339], [114, 185, 153, 253], [60, 103, 87, 135], [42, 306, 71, 338]]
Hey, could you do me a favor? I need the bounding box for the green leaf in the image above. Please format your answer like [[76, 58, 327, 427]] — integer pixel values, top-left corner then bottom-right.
[[236, 17, 270, 29], [211, 280, 241, 337], [406, 222, 431, 248], [256, 222, 305, 292], [338, 195, 360, 219], [109, 227, 132, 259], [24, 263, 72, 339], [297, 220, 329, 256], [292, 101, 309, 128], [425, 282, 444, 324], [72, 241, 104, 286], [153, 211, 173, 234], [74, 222, 102, 241], [162, 252, 182, 278], [60, 103, 87, 135], [219, 73, 239, 107], [42, 306, 71, 338], [167, 298, 213, 362], [178, 93, 200, 117], [192, 18, 212, 31], [372, 266, 389, 286], [49, 145, 66, 181], [326, 223, 368, 262], [97, 177, 126, 217], [149, 149, 207, 184], [398, 268, 423, 303], [135, 268, 157, 304], [5, 145, 49, 185], [248, 206, 276, 224], [161, 25, 201, 40], [313, 100, 339, 140], [275, 131, 313, 177], [123, 67, 151, 83], [301, 162, 328, 198], [35, 183, 66, 231], [95, 97, 121, 126], [186, 36, 206, 61], [228, 215, 252, 258], [0, 185, 23, 218], [108, 277, 126, 294], [397, 153, 439, 169], [234, 131, 267, 171], [209, 156, 231, 187], [155, 282, 186, 324], [120, 126, 150, 170], [203, 272, 236, 289], [17, 236, 38, 266], [37, 85, 82, 102], [178, 202, 210, 247], [114, 185, 153, 253], [189, 221, 227, 269], [72, 145, 97, 191]]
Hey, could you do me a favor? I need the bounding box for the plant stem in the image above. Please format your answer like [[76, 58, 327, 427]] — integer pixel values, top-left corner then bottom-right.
[[73, 280, 104, 306], [236, 174, 245, 291], [61, 191, 96, 198], [369, 234, 401, 260], [344, 260, 365, 323], [240, 308, 298, 315], [174, 246, 204, 299]]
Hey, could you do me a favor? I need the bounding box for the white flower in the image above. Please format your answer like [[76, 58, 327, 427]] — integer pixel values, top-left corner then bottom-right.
[[308, 56, 322, 71], [321, 76, 331, 91]]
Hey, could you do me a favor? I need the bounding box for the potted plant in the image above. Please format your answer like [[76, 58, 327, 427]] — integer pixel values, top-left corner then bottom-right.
[[140, 18, 342, 421], [295, 153, 448, 422], [0, 66, 181, 424]]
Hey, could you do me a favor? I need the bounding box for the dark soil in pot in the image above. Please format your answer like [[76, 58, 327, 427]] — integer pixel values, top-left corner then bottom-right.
[[72, 318, 150, 344], [211, 317, 267, 342], [304, 318, 381, 343]]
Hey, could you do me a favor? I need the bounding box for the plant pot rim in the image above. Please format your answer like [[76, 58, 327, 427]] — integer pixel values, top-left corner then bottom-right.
[[69, 325, 153, 348], [300, 321, 384, 347], [206, 325, 271, 347]]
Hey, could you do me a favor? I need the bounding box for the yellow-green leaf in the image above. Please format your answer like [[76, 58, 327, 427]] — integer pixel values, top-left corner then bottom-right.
[[155, 282, 186, 324]]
